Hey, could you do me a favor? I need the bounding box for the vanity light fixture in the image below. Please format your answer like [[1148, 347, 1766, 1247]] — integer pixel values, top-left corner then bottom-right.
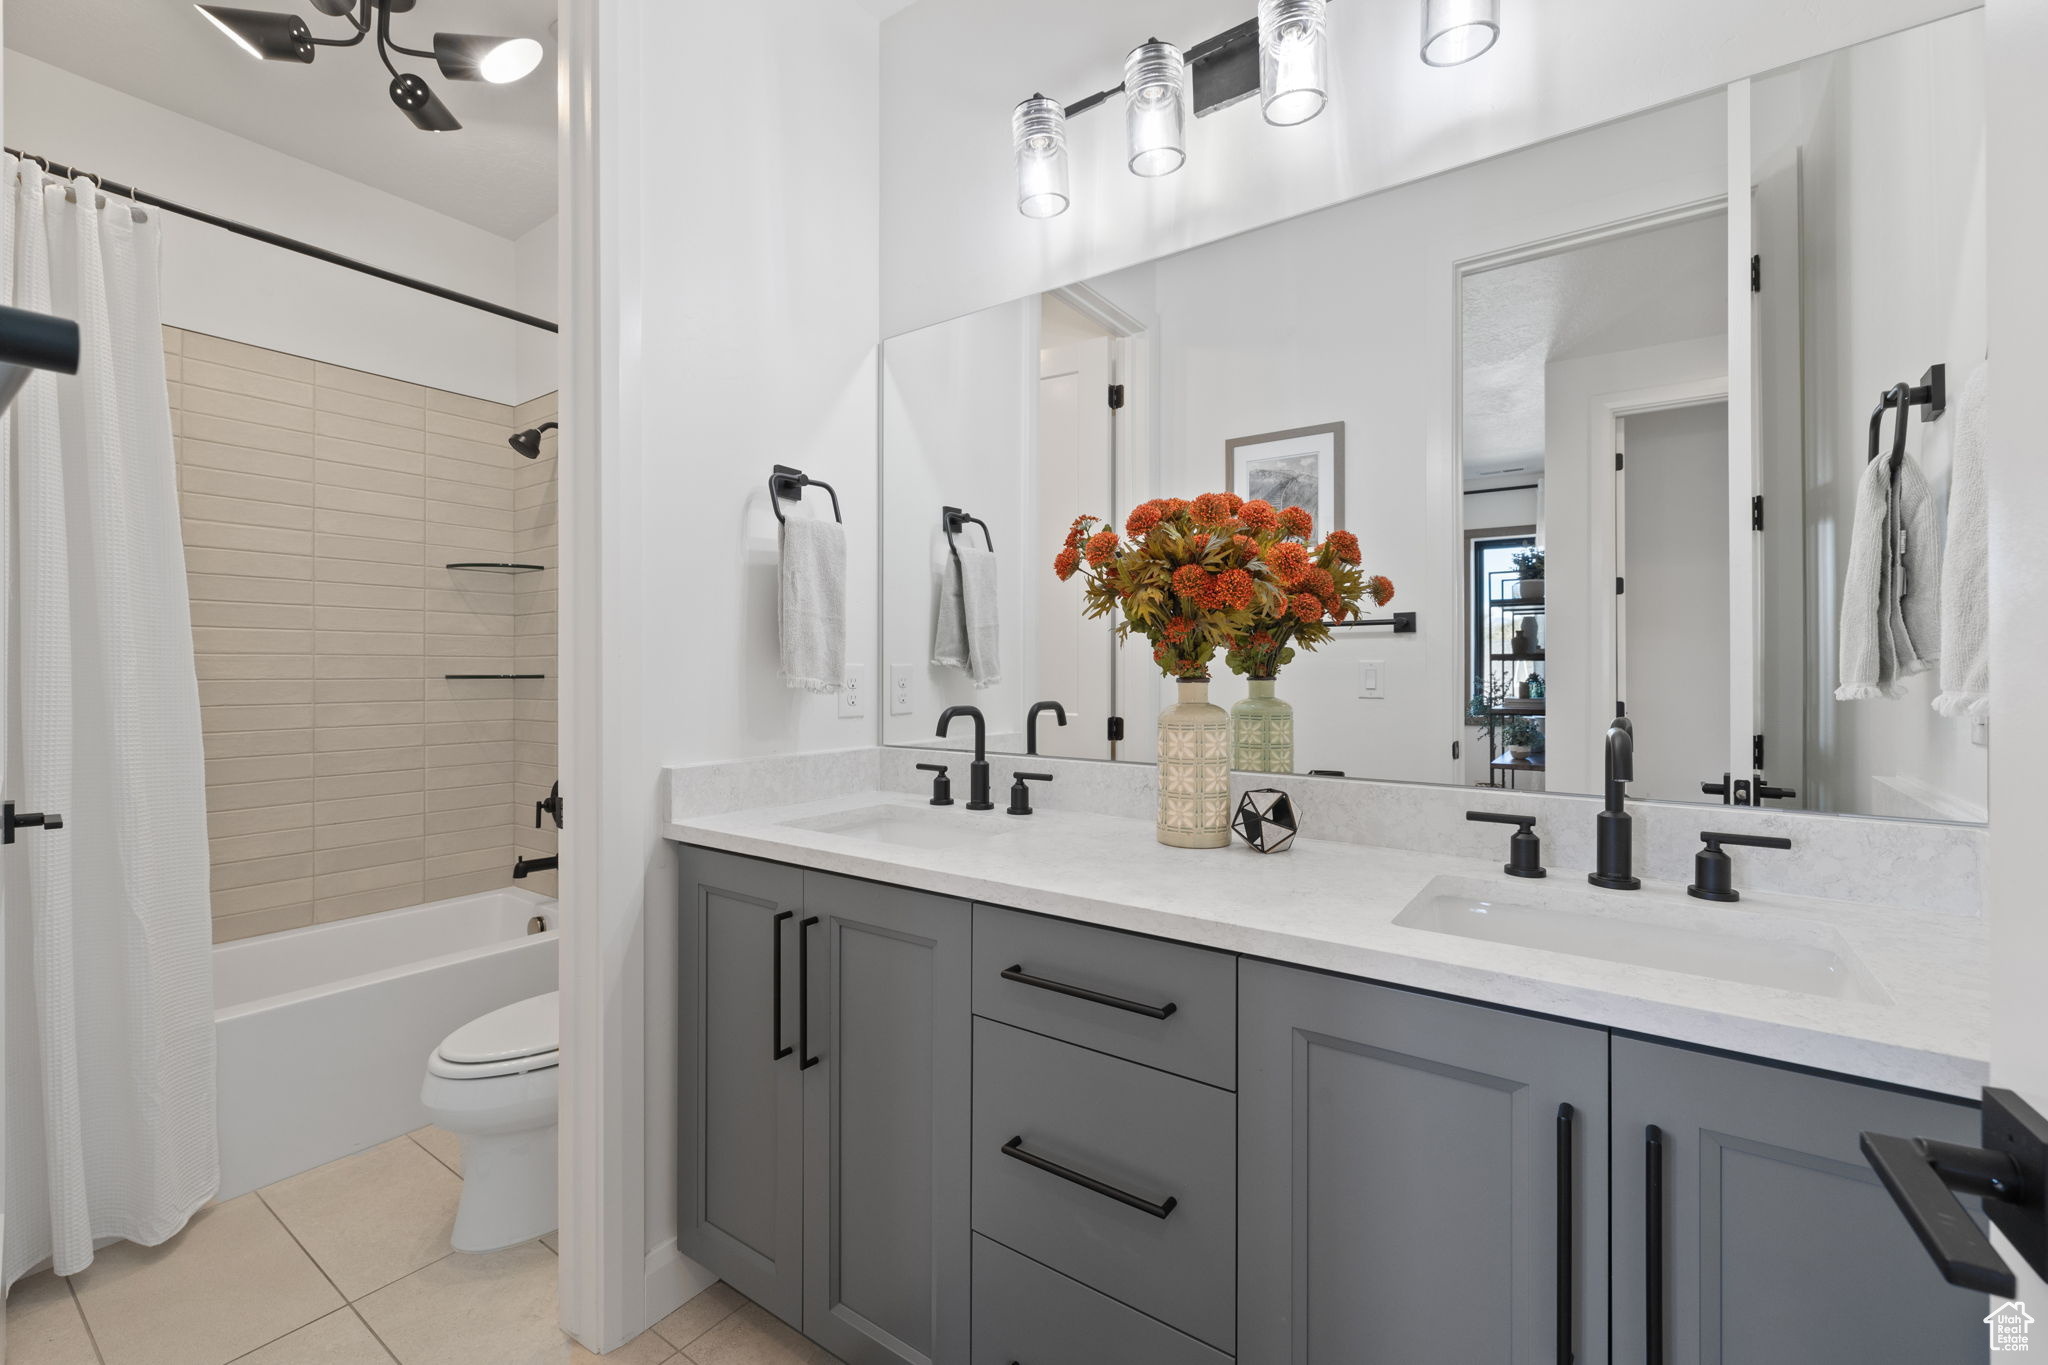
[[1123, 40, 1188, 176], [1013, 95, 1072, 219], [193, 0, 547, 132], [1420, 0, 1501, 67], [1258, 0, 1329, 126]]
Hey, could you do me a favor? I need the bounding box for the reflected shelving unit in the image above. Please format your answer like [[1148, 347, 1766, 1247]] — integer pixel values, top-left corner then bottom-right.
[[1482, 565, 1545, 788]]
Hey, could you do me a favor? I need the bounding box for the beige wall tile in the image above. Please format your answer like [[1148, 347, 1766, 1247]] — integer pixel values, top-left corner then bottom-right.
[[213, 903, 316, 941], [315, 884, 423, 922], [315, 361, 429, 407], [184, 331, 317, 381]]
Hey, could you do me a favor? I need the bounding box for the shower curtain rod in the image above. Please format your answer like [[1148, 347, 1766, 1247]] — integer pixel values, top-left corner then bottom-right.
[[7, 148, 558, 335]]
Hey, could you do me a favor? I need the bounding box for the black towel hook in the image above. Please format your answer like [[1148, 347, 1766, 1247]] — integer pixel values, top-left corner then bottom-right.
[[769, 464, 841, 524]]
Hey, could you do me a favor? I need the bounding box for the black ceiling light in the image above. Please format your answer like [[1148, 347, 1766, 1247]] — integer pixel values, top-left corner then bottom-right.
[[194, 0, 545, 131]]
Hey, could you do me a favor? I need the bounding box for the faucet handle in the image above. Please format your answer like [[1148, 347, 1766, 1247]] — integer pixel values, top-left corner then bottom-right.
[[1689, 830, 1792, 902], [916, 762, 954, 807], [1466, 810, 1545, 878], [1007, 772, 1053, 816]]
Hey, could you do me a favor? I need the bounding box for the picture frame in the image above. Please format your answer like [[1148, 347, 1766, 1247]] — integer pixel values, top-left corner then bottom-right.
[[1224, 422, 1345, 534]]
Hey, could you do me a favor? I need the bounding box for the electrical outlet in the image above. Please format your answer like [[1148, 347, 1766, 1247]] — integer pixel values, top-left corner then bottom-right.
[[889, 664, 913, 716], [1357, 660, 1385, 699], [840, 664, 867, 719], [1972, 715, 1990, 747]]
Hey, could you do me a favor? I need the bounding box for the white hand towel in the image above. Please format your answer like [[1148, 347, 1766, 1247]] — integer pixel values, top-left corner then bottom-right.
[[779, 515, 846, 692], [1934, 362, 1990, 717], [1891, 451, 1942, 679], [1836, 449, 1941, 700], [931, 544, 1002, 688]]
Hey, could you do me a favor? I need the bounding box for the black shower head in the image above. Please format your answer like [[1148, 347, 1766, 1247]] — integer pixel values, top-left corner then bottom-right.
[[508, 421, 558, 459]]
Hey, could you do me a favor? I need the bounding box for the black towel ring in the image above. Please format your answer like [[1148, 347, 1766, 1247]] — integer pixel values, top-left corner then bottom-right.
[[769, 464, 841, 524], [1866, 364, 1948, 481], [942, 506, 994, 566]]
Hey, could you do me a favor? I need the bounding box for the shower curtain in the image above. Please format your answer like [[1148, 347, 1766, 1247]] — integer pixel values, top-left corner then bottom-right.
[[2, 157, 217, 1289]]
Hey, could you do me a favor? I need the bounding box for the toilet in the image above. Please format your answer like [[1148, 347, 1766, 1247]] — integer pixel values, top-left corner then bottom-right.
[[420, 991, 560, 1253]]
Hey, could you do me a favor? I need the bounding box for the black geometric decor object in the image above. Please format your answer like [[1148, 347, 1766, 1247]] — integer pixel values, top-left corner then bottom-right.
[[1232, 788, 1299, 854]]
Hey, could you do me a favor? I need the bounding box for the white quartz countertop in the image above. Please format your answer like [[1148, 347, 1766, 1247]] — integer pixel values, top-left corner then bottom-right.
[[665, 790, 1989, 1098]]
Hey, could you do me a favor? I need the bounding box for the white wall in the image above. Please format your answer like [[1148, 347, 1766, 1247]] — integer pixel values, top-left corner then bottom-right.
[[879, 0, 1977, 335], [515, 213, 560, 403], [4, 52, 539, 403]]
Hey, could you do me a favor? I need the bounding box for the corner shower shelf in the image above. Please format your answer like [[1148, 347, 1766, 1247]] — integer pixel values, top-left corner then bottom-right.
[[446, 562, 546, 573], [444, 674, 546, 680]]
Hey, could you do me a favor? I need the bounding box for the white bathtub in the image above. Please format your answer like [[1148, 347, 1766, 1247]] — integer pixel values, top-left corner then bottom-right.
[[214, 888, 559, 1199]]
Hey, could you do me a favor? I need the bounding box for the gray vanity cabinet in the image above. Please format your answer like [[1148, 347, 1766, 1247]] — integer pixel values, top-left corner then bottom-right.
[[676, 849, 970, 1365], [1609, 1038, 1983, 1365], [1237, 960, 1610, 1364]]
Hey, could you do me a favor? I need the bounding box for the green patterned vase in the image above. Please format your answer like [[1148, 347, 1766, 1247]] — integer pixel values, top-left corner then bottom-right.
[[1231, 679, 1295, 774], [1156, 678, 1231, 848]]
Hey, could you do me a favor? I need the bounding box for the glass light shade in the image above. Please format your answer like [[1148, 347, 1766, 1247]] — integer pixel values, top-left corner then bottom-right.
[[434, 32, 546, 84], [1421, 0, 1500, 66], [1013, 96, 1070, 219], [1258, 0, 1328, 127], [1123, 40, 1186, 177]]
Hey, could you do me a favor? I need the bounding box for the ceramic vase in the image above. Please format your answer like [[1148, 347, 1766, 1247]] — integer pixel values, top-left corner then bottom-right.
[[1231, 679, 1295, 775], [1157, 678, 1231, 848]]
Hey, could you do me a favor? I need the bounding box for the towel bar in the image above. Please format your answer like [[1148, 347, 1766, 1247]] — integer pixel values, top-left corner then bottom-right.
[[1867, 364, 1947, 475]]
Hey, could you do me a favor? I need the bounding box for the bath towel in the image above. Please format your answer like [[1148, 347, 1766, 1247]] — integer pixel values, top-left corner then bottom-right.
[[1934, 363, 1990, 717], [779, 514, 846, 692], [932, 543, 1002, 688], [1836, 447, 1942, 700]]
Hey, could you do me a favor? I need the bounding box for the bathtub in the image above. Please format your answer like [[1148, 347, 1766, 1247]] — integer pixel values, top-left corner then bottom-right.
[[214, 887, 559, 1199]]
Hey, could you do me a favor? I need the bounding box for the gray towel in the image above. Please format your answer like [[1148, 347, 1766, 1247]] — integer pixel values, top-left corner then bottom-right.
[[932, 544, 1001, 688], [779, 515, 846, 692], [1836, 450, 1942, 700], [1934, 363, 1989, 717]]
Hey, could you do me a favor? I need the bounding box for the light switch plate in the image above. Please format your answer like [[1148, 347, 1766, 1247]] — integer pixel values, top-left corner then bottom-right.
[[1973, 715, 1990, 747], [888, 664, 913, 716], [840, 664, 867, 718], [1358, 660, 1384, 699]]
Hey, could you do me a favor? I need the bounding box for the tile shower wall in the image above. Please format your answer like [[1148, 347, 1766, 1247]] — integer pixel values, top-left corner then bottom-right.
[[167, 325, 560, 941], [510, 393, 558, 897]]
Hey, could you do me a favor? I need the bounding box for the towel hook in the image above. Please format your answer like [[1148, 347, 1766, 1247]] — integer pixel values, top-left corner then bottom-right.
[[768, 464, 841, 525], [1866, 364, 1948, 478], [942, 506, 995, 565]]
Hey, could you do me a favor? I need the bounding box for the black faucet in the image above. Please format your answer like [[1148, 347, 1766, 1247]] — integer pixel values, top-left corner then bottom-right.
[[1688, 831, 1793, 902], [1007, 771, 1053, 815], [1466, 811, 1546, 878], [1589, 712, 1640, 890], [1026, 700, 1067, 756], [936, 705, 993, 810], [513, 854, 557, 879]]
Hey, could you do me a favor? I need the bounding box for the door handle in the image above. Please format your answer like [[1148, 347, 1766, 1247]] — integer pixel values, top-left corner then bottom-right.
[[1557, 1103, 1574, 1365], [771, 911, 792, 1061], [1646, 1124, 1664, 1365], [1001, 1136, 1178, 1219], [798, 916, 820, 1070], [1860, 1087, 2048, 1297], [999, 964, 1177, 1020]]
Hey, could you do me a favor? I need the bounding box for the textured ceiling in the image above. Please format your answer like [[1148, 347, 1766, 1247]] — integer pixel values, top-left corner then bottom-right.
[[6, 0, 558, 238], [1461, 213, 1728, 477]]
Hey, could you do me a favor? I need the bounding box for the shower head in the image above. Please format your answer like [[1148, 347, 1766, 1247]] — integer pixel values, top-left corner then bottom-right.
[[508, 421, 557, 459]]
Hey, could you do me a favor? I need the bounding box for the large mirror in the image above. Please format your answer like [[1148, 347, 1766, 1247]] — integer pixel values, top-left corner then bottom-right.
[[880, 10, 1987, 823]]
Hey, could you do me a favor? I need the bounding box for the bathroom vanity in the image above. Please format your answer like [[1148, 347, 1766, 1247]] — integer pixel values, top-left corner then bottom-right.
[[669, 781, 1987, 1365]]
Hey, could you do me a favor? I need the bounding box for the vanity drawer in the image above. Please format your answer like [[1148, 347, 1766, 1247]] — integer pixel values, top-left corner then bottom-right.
[[972, 1234, 1231, 1365], [972, 904, 1236, 1088], [972, 1017, 1235, 1353]]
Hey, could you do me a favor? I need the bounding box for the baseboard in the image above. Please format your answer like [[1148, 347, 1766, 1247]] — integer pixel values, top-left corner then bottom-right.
[[643, 1238, 719, 1330]]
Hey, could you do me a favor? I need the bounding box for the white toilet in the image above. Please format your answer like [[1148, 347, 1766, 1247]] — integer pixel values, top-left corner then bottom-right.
[[420, 991, 560, 1253]]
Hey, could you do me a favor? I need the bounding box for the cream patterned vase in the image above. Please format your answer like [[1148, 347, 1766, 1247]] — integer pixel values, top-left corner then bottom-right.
[[1157, 678, 1232, 848], [1231, 679, 1295, 774]]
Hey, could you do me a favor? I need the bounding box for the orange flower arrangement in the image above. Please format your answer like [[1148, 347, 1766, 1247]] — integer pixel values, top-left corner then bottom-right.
[[1055, 494, 1392, 680]]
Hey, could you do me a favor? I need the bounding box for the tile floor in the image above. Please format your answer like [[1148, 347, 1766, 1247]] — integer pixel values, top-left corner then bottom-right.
[[5, 1127, 839, 1365]]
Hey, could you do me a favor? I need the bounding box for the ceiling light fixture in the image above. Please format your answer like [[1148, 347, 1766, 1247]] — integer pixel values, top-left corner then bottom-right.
[[1421, 0, 1501, 67], [1258, 0, 1329, 126], [1013, 95, 1072, 219], [1123, 40, 1188, 177], [192, 0, 546, 131]]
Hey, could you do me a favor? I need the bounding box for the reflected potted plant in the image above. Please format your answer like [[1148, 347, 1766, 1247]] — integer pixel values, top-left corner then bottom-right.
[[1511, 547, 1545, 601], [1500, 714, 1542, 759]]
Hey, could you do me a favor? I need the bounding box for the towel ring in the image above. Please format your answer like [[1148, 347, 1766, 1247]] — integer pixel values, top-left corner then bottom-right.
[[942, 506, 994, 566], [1867, 381, 1913, 477], [769, 464, 841, 524]]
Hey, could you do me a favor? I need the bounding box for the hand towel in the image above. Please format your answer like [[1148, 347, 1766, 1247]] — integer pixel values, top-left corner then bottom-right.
[[779, 515, 846, 692], [1836, 449, 1941, 699], [1934, 363, 1990, 717], [931, 544, 1002, 688]]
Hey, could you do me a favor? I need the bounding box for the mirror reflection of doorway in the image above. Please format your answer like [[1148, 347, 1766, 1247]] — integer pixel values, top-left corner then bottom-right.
[[1034, 294, 1117, 758]]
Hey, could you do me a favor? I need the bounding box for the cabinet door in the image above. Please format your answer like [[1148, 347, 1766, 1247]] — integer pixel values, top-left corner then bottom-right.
[[1239, 961, 1609, 1364], [676, 847, 805, 1328], [801, 872, 971, 1365], [1611, 1038, 1983, 1364]]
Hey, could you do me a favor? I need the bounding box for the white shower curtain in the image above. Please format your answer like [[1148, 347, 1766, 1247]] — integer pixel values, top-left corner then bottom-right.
[[2, 157, 217, 1289]]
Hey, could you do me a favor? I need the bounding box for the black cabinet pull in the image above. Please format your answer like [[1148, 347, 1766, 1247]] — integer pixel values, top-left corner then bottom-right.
[[1000, 964, 1178, 1020], [1646, 1124, 1664, 1365], [1557, 1102, 1574, 1365], [799, 916, 820, 1071], [1001, 1135, 1177, 1219], [770, 911, 793, 1061]]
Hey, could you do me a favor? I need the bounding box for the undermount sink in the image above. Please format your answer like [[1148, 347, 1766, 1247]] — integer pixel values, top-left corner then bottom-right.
[[1394, 875, 1891, 1003], [778, 803, 1008, 852]]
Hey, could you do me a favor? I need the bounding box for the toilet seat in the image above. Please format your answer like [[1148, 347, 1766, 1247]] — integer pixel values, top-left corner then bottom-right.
[[428, 991, 560, 1079]]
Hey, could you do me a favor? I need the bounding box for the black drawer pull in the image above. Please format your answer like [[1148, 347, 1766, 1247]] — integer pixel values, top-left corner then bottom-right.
[[1001, 1135, 1178, 1219], [799, 916, 820, 1071], [1646, 1124, 1664, 1365], [1557, 1102, 1574, 1365], [1000, 964, 1178, 1020], [771, 911, 793, 1061]]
